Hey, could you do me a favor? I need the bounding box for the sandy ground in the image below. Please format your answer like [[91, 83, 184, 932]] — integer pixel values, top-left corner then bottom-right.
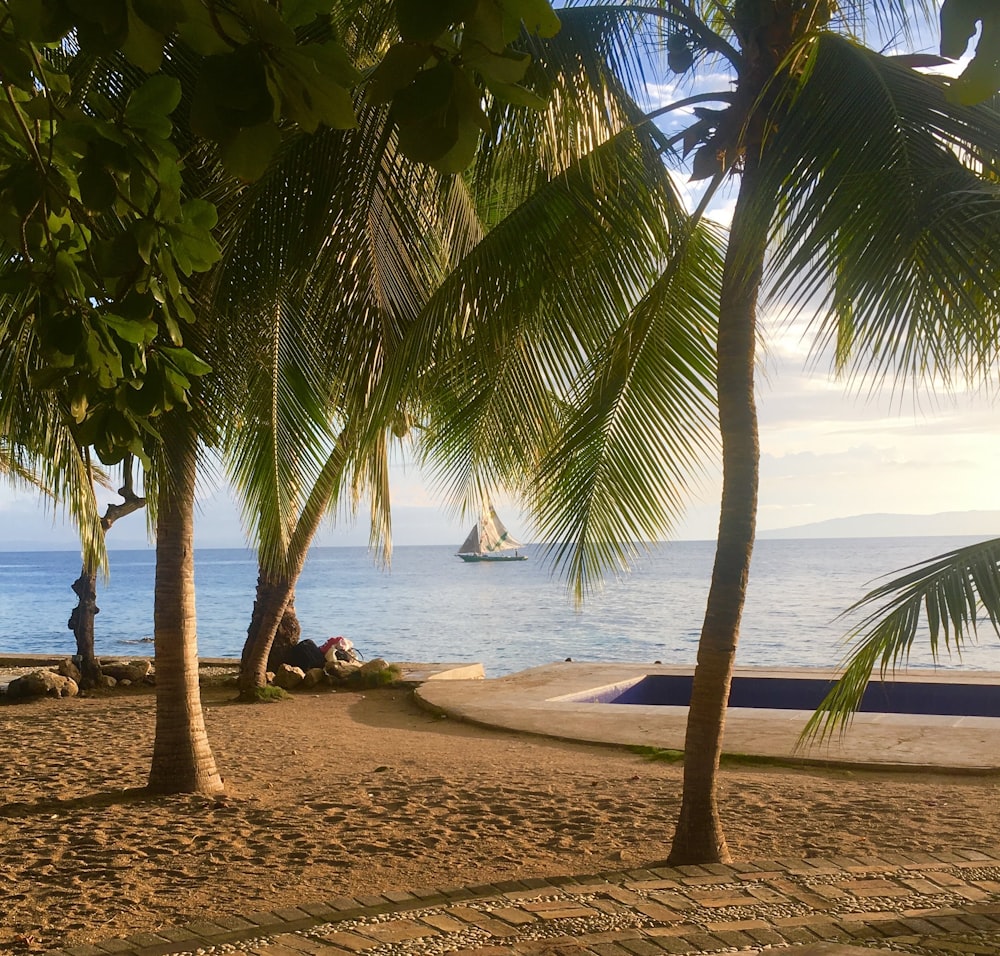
[[2, 673, 1000, 951]]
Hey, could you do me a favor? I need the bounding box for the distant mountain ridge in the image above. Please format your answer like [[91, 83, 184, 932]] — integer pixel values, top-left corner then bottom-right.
[[759, 510, 1000, 540]]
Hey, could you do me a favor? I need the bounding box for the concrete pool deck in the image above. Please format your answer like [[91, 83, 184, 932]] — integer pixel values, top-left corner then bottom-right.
[[414, 662, 1000, 773]]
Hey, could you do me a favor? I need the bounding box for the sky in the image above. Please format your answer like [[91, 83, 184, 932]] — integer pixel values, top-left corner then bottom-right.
[[2, 3, 997, 552]]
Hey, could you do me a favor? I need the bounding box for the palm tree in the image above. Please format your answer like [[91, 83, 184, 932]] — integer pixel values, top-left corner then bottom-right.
[[387, 1, 1000, 864]]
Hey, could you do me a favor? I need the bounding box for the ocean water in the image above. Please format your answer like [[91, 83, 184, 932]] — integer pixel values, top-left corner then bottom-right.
[[2, 537, 999, 677]]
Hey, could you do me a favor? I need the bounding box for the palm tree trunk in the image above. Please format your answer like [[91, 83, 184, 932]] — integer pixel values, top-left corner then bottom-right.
[[148, 415, 224, 795], [668, 156, 768, 864], [237, 436, 348, 697]]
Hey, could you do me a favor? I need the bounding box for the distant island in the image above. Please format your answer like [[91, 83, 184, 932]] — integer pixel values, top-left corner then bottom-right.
[[759, 511, 1000, 540]]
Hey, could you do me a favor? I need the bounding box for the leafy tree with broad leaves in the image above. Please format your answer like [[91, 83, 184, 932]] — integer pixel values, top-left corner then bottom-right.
[[0, 0, 559, 794], [381, 0, 1000, 864]]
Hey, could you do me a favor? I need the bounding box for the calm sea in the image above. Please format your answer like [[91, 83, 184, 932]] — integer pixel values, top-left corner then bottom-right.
[[2, 537, 999, 677]]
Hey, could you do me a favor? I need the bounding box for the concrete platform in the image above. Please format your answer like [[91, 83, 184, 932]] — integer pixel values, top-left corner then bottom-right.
[[414, 662, 1000, 772]]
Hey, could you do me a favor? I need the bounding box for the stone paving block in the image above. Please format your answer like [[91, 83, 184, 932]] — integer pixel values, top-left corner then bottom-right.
[[676, 875, 731, 887], [124, 932, 173, 947], [958, 912, 1000, 932], [248, 911, 295, 928], [704, 918, 770, 933], [634, 902, 686, 923], [835, 878, 911, 898], [319, 931, 380, 951], [743, 926, 787, 946], [419, 913, 469, 933], [152, 926, 200, 943], [926, 914, 979, 934], [502, 887, 559, 902], [616, 937, 662, 956], [643, 925, 697, 939], [382, 889, 419, 905], [491, 906, 541, 926], [588, 942, 637, 956], [643, 937, 690, 955], [325, 896, 366, 912], [269, 933, 334, 955], [93, 939, 135, 954], [364, 919, 438, 943], [63, 945, 106, 956], [966, 903, 1000, 915], [624, 880, 682, 892], [183, 919, 232, 937], [475, 916, 524, 938], [351, 896, 390, 910], [647, 892, 696, 911], [776, 924, 825, 946], [707, 929, 757, 950]]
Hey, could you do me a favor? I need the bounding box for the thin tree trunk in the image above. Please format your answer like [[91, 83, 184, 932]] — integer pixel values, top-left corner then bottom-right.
[[68, 459, 146, 689], [667, 156, 768, 865], [148, 416, 224, 794], [238, 436, 348, 697], [68, 567, 102, 686]]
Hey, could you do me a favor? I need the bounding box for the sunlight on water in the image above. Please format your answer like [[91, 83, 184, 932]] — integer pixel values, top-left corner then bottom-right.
[[2, 537, 999, 676]]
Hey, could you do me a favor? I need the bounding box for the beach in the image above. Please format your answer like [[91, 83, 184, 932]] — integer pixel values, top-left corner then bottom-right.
[[2, 674, 999, 951]]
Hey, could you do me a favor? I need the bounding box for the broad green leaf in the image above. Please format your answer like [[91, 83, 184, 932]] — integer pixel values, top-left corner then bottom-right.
[[219, 122, 281, 180], [124, 75, 182, 134], [237, 0, 297, 46], [397, 0, 477, 43], [122, 0, 165, 72], [0, 37, 37, 87], [176, 3, 249, 55], [133, 0, 186, 34], [392, 61, 455, 124], [462, 45, 531, 84], [366, 42, 433, 106], [78, 163, 118, 210], [499, 0, 560, 40], [102, 312, 157, 345], [484, 79, 547, 109], [53, 250, 87, 300], [162, 345, 212, 376]]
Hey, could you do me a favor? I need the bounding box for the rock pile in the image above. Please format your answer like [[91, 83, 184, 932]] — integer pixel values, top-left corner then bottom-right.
[[270, 656, 397, 691], [2, 658, 154, 701]]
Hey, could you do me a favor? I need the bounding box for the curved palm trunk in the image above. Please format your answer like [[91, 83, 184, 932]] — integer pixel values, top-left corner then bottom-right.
[[237, 437, 348, 697], [148, 416, 224, 794], [668, 157, 768, 864]]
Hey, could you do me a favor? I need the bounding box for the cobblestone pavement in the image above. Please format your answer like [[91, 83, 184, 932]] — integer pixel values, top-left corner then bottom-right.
[[57, 849, 1000, 956]]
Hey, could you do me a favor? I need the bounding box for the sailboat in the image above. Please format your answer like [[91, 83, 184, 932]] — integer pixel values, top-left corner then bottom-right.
[[456, 504, 527, 562]]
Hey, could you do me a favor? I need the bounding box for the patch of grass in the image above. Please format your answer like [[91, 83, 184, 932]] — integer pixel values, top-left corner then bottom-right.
[[253, 685, 291, 703], [347, 664, 403, 689]]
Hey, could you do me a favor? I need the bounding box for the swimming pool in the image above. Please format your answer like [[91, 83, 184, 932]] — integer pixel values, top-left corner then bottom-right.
[[558, 673, 1000, 717]]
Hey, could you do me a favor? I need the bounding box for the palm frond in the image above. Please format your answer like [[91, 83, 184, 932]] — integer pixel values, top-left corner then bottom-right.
[[758, 34, 1000, 389], [803, 536, 1000, 740]]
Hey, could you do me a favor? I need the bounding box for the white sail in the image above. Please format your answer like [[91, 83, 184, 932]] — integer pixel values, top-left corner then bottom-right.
[[457, 504, 526, 560]]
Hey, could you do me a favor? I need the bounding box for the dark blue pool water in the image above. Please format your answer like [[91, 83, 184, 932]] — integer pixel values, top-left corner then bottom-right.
[[577, 674, 1000, 717]]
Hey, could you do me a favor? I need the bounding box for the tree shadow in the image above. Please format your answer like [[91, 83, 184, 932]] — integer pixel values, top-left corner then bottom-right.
[[0, 787, 160, 820]]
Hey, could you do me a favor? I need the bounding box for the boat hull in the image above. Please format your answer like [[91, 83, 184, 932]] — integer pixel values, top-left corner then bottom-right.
[[457, 553, 527, 562]]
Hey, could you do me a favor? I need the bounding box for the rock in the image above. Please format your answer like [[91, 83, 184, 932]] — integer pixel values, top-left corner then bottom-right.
[[302, 667, 325, 689], [57, 658, 83, 683], [99, 675, 117, 689], [100, 660, 152, 683], [358, 658, 389, 675], [272, 664, 305, 690], [7, 671, 79, 700], [325, 660, 362, 680]]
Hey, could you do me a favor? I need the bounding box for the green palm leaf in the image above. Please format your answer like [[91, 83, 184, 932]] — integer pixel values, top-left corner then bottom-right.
[[758, 34, 1000, 386], [803, 536, 1000, 740]]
